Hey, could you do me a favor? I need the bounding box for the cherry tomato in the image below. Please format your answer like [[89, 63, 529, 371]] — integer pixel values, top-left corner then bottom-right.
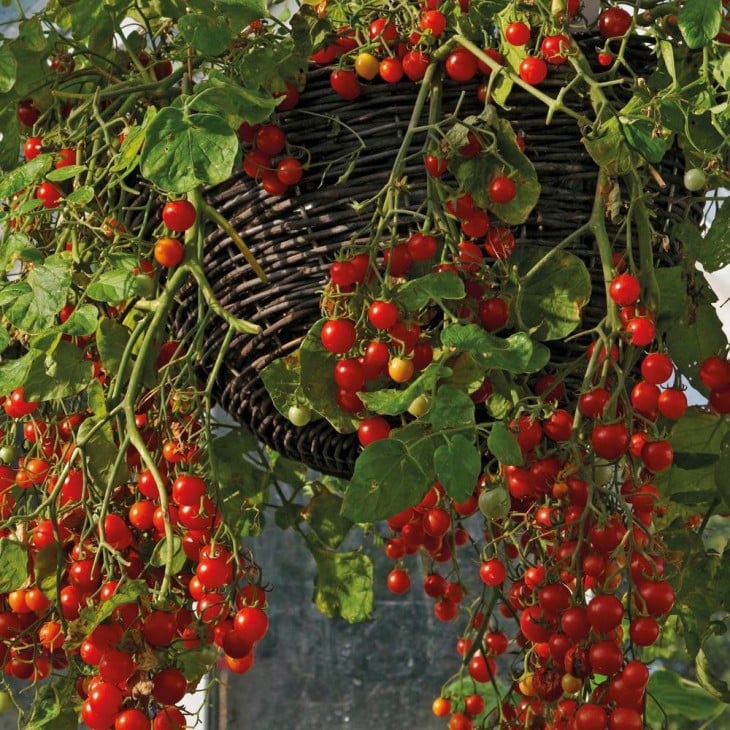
[[379, 57, 404, 83], [154, 237, 184, 267], [354, 52, 379, 80], [641, 352, 673, 384], [24, 136, 43, 160], [330, 69, 361, 100], [254, 124, 286, 156], [321, 318, 357, 354], [599, 7, 632, 39], [519, 56, 548, 85], [162, 199, 196, 231], [505, 21, 531, 46], [445, 49, 478, 82], [17, 99, 40, 128], [489, 175, 517, 204], [403, 50, 430, 81], [591, 422, 629, 460], [541, 34, 571, 64], [36, 181, 63, 208], [357, 416, 391, 446], [699, 355, 730, 390], [386, 567, 411, 594]]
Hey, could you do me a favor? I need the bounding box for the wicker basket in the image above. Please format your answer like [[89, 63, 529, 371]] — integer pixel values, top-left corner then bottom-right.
[[174, 38, 693, 478]]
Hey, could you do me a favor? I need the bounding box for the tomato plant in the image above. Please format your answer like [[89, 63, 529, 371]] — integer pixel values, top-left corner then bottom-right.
[[0, 0, 728, 728]]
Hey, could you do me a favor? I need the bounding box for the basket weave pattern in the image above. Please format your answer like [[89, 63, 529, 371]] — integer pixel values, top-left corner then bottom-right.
[[174, 44, 693, 478]]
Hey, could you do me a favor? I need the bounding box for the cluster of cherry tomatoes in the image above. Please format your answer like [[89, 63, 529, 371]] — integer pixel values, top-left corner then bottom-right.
[[0, 360, 269, 729]]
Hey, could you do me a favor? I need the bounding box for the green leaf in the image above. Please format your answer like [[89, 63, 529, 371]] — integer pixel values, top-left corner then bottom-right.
[[426, 384, 475, 431], [46, 164, 86, 182], [300, 320, 358, 433], [305, 489, 353, 550], [448, 114, 540, 225], [66, 580, 147, 649], [96, 317, 131, 376], [0, 352, 34, 398], [5, 253, 72, 332], [178, 644, 219, 683], [666, 304, 727, 389], [312, 549, 373, 623], [646, 670, 725, 725], [23, 678, 78, 730], [64, 185, 95, 206], [140, 106, 239, 192], [23, 341, 93, 400], [440, 324, 548, 373], [487, 422, 523, 466], [60, 303, 99, 336], [0, 232, 32, 271], [655, 265, 687, 334], [34, 544, 62, 601], [111, 107, 156, 175], [434, 434, 481, 502], [699, 199, 730, 272], [622, 118, 671, 163], [398, 271, 465, 310], [151, 535, 187, 573], [0, 540, 27, 592], [507, 246, 591, 340], [0, 154, 53, 200], [0, 108, 20, 172], [583, 115, 636, 176], [259, 353, 302, 418], [359, 362, 447, 416], [188, 71, 279, 125], [660, 408, 730, 505], [76, 416, 130, 491], [177, 12, 235, 56], [0, 45, 17, 93], [210, 428, 272, 502], [342, 438, 430, 522], [86, 269, 136, 304], [678, 0, 723, 49], [696, 647, 730, 702]]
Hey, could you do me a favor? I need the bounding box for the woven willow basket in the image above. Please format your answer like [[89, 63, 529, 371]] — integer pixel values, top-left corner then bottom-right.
[[174, 38, 693, 478]]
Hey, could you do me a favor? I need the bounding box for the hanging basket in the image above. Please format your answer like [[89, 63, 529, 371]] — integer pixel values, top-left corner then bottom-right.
[[174, 38, 695, 479]]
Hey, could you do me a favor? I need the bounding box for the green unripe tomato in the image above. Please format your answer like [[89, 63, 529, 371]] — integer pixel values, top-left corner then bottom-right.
[[407, 394, 431, 417], [288, 405, 312, 427], [0, 691, 13, 713], [478, 486, 511, 520], [0, 445, 18, 464], [683, 168, 706, 191]]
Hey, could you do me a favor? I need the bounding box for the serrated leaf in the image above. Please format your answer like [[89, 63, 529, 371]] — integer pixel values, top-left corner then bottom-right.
[[22, 678, 78, 730], [441, 324, 548, 373], [140, 106, 239, 192], [434, 434, 481, 502], [678, 0, 723, 49], [0, 540, 27, 592], [342, 439, 430, 522], [312, 548, 373, 623], [487, 422, 523, 466]]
